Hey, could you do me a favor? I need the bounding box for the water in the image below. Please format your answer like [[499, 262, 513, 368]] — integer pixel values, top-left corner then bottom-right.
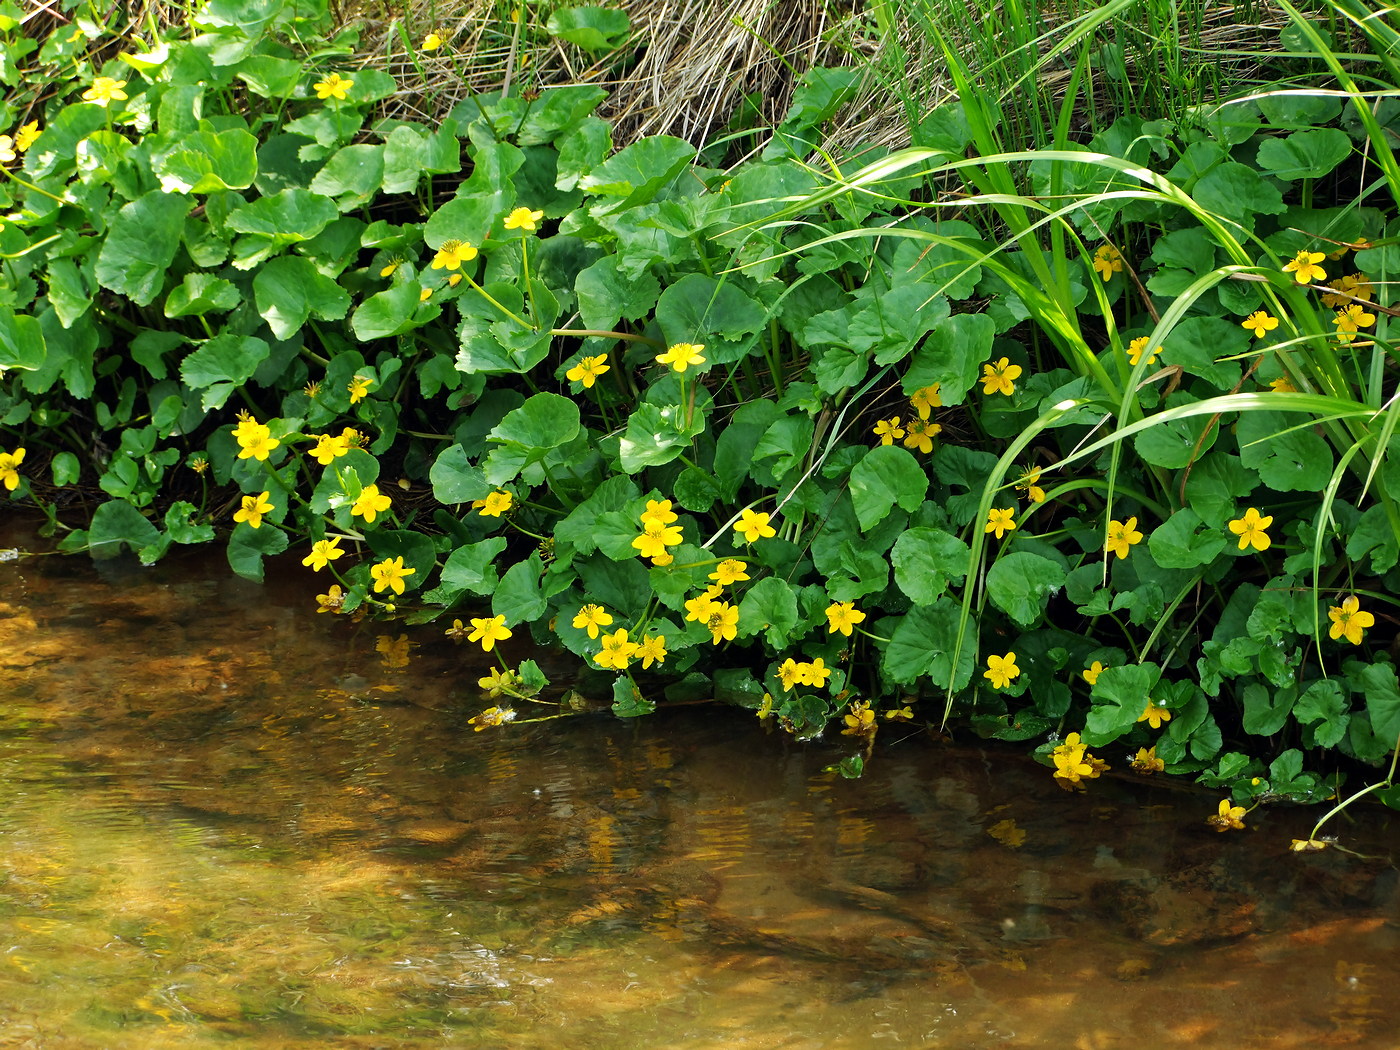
[[1, 524, 1398, 1048]]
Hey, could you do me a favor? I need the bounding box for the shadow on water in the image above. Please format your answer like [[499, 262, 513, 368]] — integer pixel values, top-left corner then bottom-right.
[[0, 523, 1398, 1048]]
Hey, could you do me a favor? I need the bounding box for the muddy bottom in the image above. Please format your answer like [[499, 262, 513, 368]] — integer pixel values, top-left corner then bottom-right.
[[0, 526, 1396, 1048]]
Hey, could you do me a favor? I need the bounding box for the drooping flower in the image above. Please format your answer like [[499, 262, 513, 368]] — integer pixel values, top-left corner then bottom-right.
[[1082, 661, 1106, 686], [1092, 244, 1124, 281], [1328, 595, 1375, 645], [1104, 516, 1144, 559], [313, 72, 353, 100], [347, 374, 373, 403], [351, 483, 393, 523], [0, 447, 24, 491], [370, 556, 416, 595], [1137, 702, 1172, 729], [902, 417, 941, 454], [469, 706, 517, 731], [504, 206, 544, 231], [706, 601, 739, 644], [14, 121, 40, 152], [1282, 249, 1327, 285], [842, 700, 876, 736], [566, 355, 610, 388], [635, 635, 667, 669], [309, 431, 352, 465], [984, 652, 1020, 690], [1207, 798, 1247, 832], [316, 583, 345, 614], [301, 537, 344, 571], [1228, 507, 1273, 552], [656, 342, 706, 373], [909, 383, 942, 419], [709, 559, 750, 585], [640, 499, 678, 527], [82, 77, 128, 105], [981, 357, 1022, 396], [572, 603, 614, 639], [1241, 311, 1279, 338], [1131, 747, 1165, 774], [985, 507, 1017, 540], [825, 600, 867, 637], [473, 490, 513, 518], [1126, 336, 1159, 367], [233, 490, 274, 529], [1016, 467, 1045, 504], [431, 239, 478, 270], [468, 614, 513, 651], [734, 509, 777, 543], [873, 417, 905, 446], [594, 628, 639, 670]]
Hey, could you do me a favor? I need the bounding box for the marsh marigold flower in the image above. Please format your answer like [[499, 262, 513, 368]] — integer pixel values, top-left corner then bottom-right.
[[467, 614, 512, 651], [1269, 375, 1297, 393], [1228, 507, 1273, 552], [635, 635, 667, 668], [640, 498, 678, 527], [0, 446, 24, 491], [843, 700, 876, 735], [1241, 311, 1278, 338], [347, 375, 372, 403], [656, 342, 706, 373], [902, 417, 940, 454], [825, 600, 866, 637], [981, 357, 1021, 396], [734, 508, 777, 543], [1016, 467, 1045, 504], [873, 417, 904, 445], [572, 603, 613, 639], [1082, 660, 1106, 686], [0, 136, 14, 164], [316, 583, 345, 614], [909, 383, 942, 419], [351, 483, 392, 523], [566, 354, 609, 388], [1126, 336, 1159, 367], [478, 667, 518, 697], [684, 587, 721, 624], [985, 507, 1017, 540], [1104, 516, 1143, 559], [1328, 595, 1375, 645], [706, 601, 739, 644], [233, 491, 273, 528], [1282, 249, 1327, 285], [778, 658, 803, 692], [801, 657, 832, 689], [1138, 702, 1172, 729], [14, 121, 39, 152], [432, 239, 477, 270], [632, 520, 682, 559], [984, 652, 1020, 690], [504, 207, 543, 231], [473, 490, 513, 518], [422, 32, 443, 50], [234, 421, 279, 461], [82, 77, 128, 105], [370, 556, 416, 595], [313, 72, 353, 100], [309, 431, 352, 465], [301, 537, 344, 571], [594, 628, 639, 670], [469, 706, 516, 731], [1207, 798, 1247, 832], [709, 559, 750, 585], [1131, 747, 1165, 774], [1092, 244, 1124, 281]]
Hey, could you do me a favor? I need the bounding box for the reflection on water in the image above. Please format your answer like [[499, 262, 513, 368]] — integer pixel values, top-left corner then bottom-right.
[[1, 527, 1398, 1048]]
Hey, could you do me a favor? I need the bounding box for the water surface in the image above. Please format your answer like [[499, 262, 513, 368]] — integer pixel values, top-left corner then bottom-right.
[[0, 527, 1397, 1048]]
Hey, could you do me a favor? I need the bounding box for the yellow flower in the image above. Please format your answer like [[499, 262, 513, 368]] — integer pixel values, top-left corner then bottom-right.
[[635, 635, 667, 669], [650, 551, 672, 566], [1092, 244, 1124, 281], [631, 520, 682, 559], [1082, 660, 1106, 686], [656, 342, 706, 373], [1207, 798, 1247, 832], [468, 614, 513, 651], [1269, 375, 1297, 393], [981, 357, 1022, 396], [422, 32, 444, 50], [777, 657, 803, 692], [873, 417, 905, 445], [566, 354, 610, 388], [1241, 311, 1278, 338], [301, 537, 344, 571], [684, 588, 721, 623], [347, 374, 372, 403], [234, 421, 280, 461], [572, 603, 614, 639], [1333, 302, 1376, 336], [504, 206, 544, 231], [1328, 595, 1375, 645], [419, 286, 433, 302], [316, 583, 345, 614], [0, 136, 14, 164], [431, 239, 478, 270], [1131, 747, 1165, 774], [884, 705, 914, 721], [370, 556, 416, 595], [313, 72, 353, 100], [801, 657, 832, 689], [1282, 249, 1327, 285], [984, 652, 1020, 690], [1126, 336, 1159, 367], [377, 633, 413, 668], [842, 700, 876, 735], [640, 498, 678, 527], [985, 507, 1017, 540], [81, 77, 128, 105], [1104, 516, 1143, 559], [1051, 732, 1108, 790], [1016, 467, 1045, 504], [709, 559, 750, 585], [233, 490, 274, 529], [379, 259, 400, 278], [447, 273, 462, 287], [341, 425, 368, 449], [594, 628, 639, 670], [706, 601, 739, 644], [825, 600, 866, 637], [909, 383, 942, 419], [902, 417, 941, 454], [478, 667, 518, 696], [444, 618, 472, 642], [469, 706, 516, 731], [351, 483, 393, 523], [1290, 838, 1328, 853], [1228, 507, 1273, 552], [734, 509, 777, 543], [472, 490, 513, 518], [14, 121, 40, 152], [0, 446, 24, 491], [1137, 702, 1172, 729], [309, 431, 352, 465]]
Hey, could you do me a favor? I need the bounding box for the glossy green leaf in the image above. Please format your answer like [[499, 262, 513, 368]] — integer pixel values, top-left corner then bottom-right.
[[0, 308, 46, 372], [882, 600, 975, 689], [986, 552, 1065, 627], [849, 446, 928, 531], [253, 255, 351, 339], [95, 191, 191, 306], [1148, 508, 1227, 568], [737, 577, 799, 649], [891, 526, 970, 604], [165, 273, 241, 317], [352, 282, 440, 340], [493, 555, 548, 623], [156, 127, 258, 193], [547, 6, 630, 50]]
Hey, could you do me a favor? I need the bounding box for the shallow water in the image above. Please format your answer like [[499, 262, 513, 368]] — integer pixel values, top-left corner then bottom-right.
[[1, 526, 1398, 1048]]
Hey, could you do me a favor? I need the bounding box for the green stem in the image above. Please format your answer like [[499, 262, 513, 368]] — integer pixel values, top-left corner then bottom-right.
[[465, 274, 533, 329]]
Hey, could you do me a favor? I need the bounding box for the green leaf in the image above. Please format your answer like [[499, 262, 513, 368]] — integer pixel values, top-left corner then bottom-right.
[[849, 445, 928, 531], [1163, 316, 1246, 387], [490, 392, 580, 453], [425, 191, 512, 249], [433, 538, 507, 599], [904, 312, 994, 405], [493, 555, 547, 623], [737, 577, 800, 648], [1083, 663, 1161, 745], [164, 273, 240, 317], [575, 254, 660, 331], [618, 402, 703, 474], [87, 499, 162, 562], [352, 282, 440, 340], [579, 135, 693, 203], [1255, 128, 1351, 181], [164, 501, 214, 544], [891, 526, 970, 604], [224, 187, 339, 243], [1148, 508, 1227, 568], [227, 521, 289, 582], [1193, 162, 1286, 218], [179, 334, 271, 389], [1295, 679, 1348, 748], [1359, 662, 1400, 747], [654, 274, 766, 365], [986, 552, 1065, 627], [156, 127, 259, 193], [1237, 411, 1334, 492], [429, 444, 484, 504], [95, 190, 192, 306], [310, 144, 384, 209], [253, 255, 351, 340], [1241, 682, 1293, 735], [611, 676, 655, 718], [546, 5, 630, 50], [882, 600, 975, 689], [0, 308, 45, 372]]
